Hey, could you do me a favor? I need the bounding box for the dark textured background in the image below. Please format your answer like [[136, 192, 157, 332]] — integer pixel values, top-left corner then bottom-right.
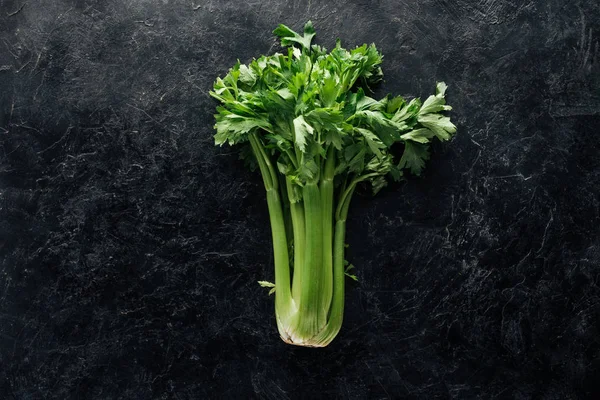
[[1, 0, 599, 398]]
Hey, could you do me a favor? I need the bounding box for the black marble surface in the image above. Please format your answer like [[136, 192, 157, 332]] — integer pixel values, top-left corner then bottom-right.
[[1, 0, 599, 398]]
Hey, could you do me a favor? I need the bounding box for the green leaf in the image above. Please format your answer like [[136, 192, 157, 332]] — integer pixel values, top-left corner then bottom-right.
[[366, 153, 392, 174], [292, 115, 314, 152], [273, 21, 316, 51], [400, 128, 435, 144], [345, 43, 384, 89], [289, 72, 308, 98], [393, 98, 421, 123], [214, 113, 272, 146], [238, 64, 257, 87], [304, 108, 344, 134], [389, 165, 403, 181], [344, 143, 366, 173], [277, 158, 292, 175], [353, 110, 409, 146], [324, 130, 343, 150], [355, 127, 384, 159], [419, 82, 452, 115], [398, 141, 430, 175], [356, 89, 381, 111], [417, 114, 456, 141], [385, 95, 406, 114], [342, 91, 358, 119], [298, 157, 319, 181], [344, 264, 358, 281], [436, 81, 448, 96], [320, 74, 338, 107], [258, 280, 276, 295], [276, 88, 295, 101], [266, 133, 292, 152], [370, 175, 388, 195]]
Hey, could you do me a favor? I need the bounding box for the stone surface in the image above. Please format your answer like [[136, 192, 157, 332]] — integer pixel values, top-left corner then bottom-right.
[[1, 0, 599, 398]]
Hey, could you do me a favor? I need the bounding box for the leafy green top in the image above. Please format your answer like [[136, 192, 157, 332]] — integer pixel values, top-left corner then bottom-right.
[[210, 21, 456, 195]]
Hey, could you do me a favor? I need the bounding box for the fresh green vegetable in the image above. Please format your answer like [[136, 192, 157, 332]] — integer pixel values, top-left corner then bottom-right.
[[210, 21, 456, 347]]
